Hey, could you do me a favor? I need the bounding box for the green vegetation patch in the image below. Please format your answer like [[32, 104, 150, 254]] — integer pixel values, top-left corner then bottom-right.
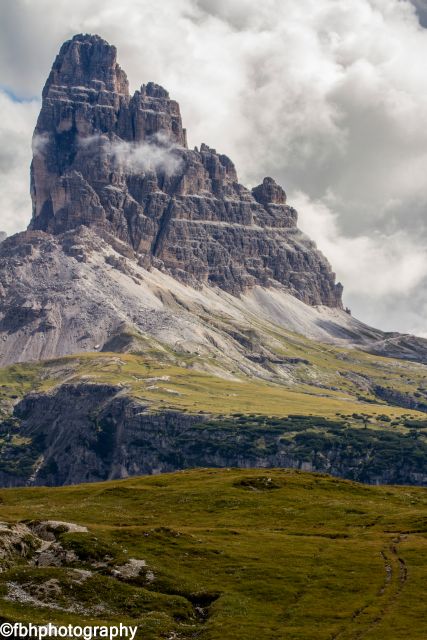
[[59, 532, 125, 564], [0, 469, 426, 639]]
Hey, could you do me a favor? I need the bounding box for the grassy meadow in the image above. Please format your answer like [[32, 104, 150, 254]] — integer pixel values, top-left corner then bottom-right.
[[0, 469, 426, 639]]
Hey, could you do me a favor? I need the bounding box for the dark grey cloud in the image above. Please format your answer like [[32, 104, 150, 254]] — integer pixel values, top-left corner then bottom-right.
[[0, 0, 427, 336], [411, 0, 427, 26]]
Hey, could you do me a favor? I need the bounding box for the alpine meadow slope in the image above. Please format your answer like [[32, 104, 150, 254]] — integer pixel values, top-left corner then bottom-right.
[[0, 469, 426, 640]]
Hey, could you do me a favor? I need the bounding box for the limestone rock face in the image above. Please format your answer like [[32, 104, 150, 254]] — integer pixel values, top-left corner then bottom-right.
[[1, 384, 425, 487], [29, 33, 343, 307], [252, 177, 287, 205]]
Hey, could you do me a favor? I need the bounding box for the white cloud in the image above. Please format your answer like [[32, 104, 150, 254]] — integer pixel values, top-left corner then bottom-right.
[[32, 132, 49, 157], [109, 137, 184, 176], [293, 190, 427, 335], [1, 0, 427, 334], [0, 90, 38, 235], [80, 133, 184, 176], [293, 191, 427, 298]]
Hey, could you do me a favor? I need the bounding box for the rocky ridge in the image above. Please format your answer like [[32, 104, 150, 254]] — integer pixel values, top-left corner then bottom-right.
[[0, 223, 426, 368], [0, 383, 425, 487], [1, 33, 426, 368], [28, 33, 343, 304]]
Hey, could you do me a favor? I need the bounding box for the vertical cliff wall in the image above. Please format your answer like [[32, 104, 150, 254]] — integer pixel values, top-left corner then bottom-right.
[[29, 33, 343, 306]]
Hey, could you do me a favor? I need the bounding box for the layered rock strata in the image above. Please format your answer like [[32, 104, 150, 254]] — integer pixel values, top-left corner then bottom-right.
[[0, 383, 425, 487], [29, 33, 343, 305]]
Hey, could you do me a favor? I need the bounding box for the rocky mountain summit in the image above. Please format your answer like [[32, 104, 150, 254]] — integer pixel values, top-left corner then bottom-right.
[[0, 33, 426, 370], [29, 33, 342, 304], [0, 35, 427, 489]]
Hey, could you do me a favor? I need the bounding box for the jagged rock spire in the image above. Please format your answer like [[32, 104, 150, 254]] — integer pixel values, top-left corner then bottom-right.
[[252, 177, 287, 205], [28, 34, 343, 308], [43, 33, 129, 96]]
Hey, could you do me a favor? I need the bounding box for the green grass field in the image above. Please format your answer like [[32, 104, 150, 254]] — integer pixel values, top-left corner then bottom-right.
[[0, 469, 426, 639], [1, 347, 426, 486], [0, 331, 426, 637], [1, 348, 426, 423]]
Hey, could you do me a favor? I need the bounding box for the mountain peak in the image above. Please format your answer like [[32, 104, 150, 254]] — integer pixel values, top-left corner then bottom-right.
[[28, 34, 342, 308], [3, 35, 427, 374], [252, 177, 287, 205], [141, 82, 170, 99], [43, 33, 129, 97]]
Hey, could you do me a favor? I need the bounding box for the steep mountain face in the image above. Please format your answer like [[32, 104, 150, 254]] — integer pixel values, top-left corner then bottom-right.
[[29, 33, 342, 304], [1, 383, 426, 487], [0, 38, 426, 497], [1, 33, 426, 370]]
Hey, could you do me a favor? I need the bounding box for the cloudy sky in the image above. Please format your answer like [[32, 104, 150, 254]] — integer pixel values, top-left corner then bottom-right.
[[1, 0, 427, 336]]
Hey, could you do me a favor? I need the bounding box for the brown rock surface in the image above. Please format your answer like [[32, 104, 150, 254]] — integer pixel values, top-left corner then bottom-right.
[[29, 33, 343, 307], [1, 34, 427, 368]]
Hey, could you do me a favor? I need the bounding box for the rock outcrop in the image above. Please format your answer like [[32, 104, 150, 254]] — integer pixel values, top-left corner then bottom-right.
[[1, 223, 426, 368], [0, 383, 425, 487], [28, 33, 342, 306], [0, 34, 426, 369]]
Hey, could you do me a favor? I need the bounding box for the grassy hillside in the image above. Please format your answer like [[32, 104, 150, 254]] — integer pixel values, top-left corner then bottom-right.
[[1, 340, 426, 486], [0, 469, 426, 639], [1, 345, 427, 423]]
